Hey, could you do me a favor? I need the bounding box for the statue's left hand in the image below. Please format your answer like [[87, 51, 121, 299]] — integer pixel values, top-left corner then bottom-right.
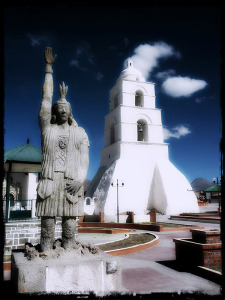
[[65, 181, 82, 196]]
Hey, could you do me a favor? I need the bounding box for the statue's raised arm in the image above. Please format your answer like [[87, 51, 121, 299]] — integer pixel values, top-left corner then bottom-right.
[[39, 47, 57, 131]]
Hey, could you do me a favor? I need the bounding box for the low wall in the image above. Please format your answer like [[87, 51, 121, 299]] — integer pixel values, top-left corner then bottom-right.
[[4, 221, 62, 250], [190, 229, 221, 244], [174, 238, 222, 268], [79, 222, 163, 232], [105, 234, 159, 256], [174, 229, 222, 269]]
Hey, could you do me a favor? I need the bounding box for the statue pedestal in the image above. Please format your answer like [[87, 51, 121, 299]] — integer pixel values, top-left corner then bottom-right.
[[11, 250, 122, 296]]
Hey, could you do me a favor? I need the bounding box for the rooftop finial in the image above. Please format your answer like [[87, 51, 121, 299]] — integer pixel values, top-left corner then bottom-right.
[[126, 59, 133, 68], [27, 138, 30, 144]]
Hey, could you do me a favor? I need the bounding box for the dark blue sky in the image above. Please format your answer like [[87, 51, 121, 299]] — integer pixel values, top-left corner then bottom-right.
[[3, 3, 222, 183]]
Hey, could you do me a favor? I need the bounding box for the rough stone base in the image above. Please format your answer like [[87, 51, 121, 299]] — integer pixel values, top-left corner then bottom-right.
[[11, 247, 122, 296]]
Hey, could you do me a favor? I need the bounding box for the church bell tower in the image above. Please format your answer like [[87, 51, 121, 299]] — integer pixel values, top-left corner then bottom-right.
[[101, 59, 167, 170], [86, 59, 199, 221]]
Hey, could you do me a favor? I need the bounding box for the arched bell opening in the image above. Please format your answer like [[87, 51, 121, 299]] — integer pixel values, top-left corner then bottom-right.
[[137, 119, 148, 142], [110, 124, 115, 145], [114, 95, 119, 109], [135, 91, 144, 107]]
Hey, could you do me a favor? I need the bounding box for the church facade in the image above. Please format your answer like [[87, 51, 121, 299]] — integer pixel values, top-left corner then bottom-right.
[[86, 60, 199, 221]]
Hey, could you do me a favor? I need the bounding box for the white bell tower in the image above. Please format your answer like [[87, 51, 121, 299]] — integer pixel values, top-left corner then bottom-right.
[[87, 60, 199, 221], [101, 59, 167, 169]]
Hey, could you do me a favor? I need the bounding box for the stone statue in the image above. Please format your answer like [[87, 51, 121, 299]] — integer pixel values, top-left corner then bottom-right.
[[36, 47, 89, 251]]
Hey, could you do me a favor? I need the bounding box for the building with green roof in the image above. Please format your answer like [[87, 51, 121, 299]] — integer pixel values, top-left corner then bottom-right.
[[3, 139, 42, 222]]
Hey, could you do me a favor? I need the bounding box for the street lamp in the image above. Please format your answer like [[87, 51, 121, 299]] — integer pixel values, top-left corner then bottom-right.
[[111, 179, 124, 223]]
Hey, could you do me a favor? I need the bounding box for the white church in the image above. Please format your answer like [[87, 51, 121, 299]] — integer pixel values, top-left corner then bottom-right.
[[86, 59, 199, 222]]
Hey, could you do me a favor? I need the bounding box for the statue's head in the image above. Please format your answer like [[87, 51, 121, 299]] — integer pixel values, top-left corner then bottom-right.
[[51, 82, 73, 125]]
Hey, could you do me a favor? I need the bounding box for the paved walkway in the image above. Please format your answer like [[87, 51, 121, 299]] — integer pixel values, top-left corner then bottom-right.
[[117, 204, 221, 295], [118, 230, 221, 295], [79, 203, 221, 295], [4, 203, 222, 296]]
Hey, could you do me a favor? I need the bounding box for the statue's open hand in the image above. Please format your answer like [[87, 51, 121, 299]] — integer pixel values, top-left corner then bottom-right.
[[65, 181, 82, 196], [45, 47, 57, 64]]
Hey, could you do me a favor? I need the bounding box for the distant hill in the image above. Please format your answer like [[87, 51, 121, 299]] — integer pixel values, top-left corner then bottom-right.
[[191, 178, 214, 192]]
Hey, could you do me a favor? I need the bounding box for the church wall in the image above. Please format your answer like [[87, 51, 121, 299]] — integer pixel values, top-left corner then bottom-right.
[[95, 157, 156, 215], [121, 106, 162, 125], [100, 142, 121, 168], [104, 107, 164, 145], [121, 92, 135, 107], [148, 160, 199, 214], [120, 123, 137, 142], [120, 107, 164, 143], [100, 140, 169, 170], [143, 95, 156, 109], [121, 80, 155, 97], [148, 125, 164, 143], [104, 109, 120, 147], [120, 142, 169, 161], [95, 142, 169, 216]]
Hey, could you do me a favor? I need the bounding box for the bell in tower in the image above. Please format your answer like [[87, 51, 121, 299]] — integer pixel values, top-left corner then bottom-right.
[[137, 122, 144, 141]]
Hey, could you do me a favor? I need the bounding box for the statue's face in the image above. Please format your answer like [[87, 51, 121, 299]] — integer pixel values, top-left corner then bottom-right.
[[56, 103, 70, 124]]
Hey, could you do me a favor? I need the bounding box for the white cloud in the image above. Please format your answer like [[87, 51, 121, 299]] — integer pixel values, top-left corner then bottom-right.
[[70, 44, 104, 81], [162, 76, 207, 97], [70, 59, 87, 72], [27, 34, 48, 47], [155, 69, 176, 80], [70, 41, 104, 78], [195, 95, 215, 104], [96, 72, 104, 81], [163, 125, 191, 140], [125, 42, 180, 79], [70, 41, 95, 69], [70, 59, 79, 67]]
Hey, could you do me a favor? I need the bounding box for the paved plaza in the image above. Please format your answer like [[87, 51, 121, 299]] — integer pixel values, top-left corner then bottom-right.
[[77, 203, 222, 295], [4, 203, 222, 296]]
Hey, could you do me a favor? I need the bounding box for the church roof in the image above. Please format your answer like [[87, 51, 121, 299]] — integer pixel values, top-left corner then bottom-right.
[[4, 140, 42, 163], [118, 59, 145, 82]]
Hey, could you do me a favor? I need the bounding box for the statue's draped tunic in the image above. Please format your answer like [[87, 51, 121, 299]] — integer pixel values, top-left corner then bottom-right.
[[36, 122, 89, 217]]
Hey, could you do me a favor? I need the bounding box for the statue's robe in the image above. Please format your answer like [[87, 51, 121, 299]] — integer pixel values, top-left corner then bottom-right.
[[36, 122, 89, 217]]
